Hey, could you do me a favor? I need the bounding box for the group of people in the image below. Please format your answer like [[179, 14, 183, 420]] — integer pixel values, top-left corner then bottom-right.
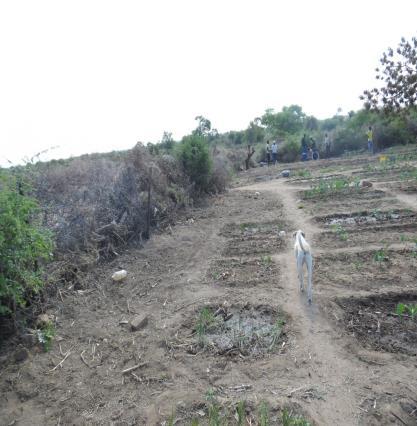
[[265, 140, 278, 165], [264, 126, 374, 165]]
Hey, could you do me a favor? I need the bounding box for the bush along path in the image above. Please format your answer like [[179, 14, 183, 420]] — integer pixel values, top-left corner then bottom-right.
[[1, 157, 417, 425]]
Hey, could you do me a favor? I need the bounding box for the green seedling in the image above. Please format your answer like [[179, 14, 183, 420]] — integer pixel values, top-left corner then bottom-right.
[[396, 303, 406, 317], [236, 401, 245, 426], [191, 419, 199, 426], [258, 401, 270, 426], [406, 304, 417, 319], [282, 408, 311, 426], [196, 308, 217, 346], [331, 224, 348, 241], [36, 322, 55, 352], [374, 248, 388, 263]]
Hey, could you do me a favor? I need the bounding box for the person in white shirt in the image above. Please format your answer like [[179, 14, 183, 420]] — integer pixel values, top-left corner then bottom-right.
[[266, 140, 271, 165], [271, 141, 278, 165]]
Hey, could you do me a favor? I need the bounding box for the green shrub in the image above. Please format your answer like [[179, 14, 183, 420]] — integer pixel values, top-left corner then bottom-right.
[[279, 137, 300, 162], [0, 173, 53, 315], [176, 135, 212, 192]]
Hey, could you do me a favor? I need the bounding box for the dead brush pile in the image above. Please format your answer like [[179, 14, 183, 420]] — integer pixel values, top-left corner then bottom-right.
[[28, 144, 192, 285]]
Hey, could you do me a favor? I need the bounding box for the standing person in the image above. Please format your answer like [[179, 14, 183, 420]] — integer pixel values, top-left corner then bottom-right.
[[366, 126, 374, 154], [271, 140, 278, 165], [301, 134, 308, 153], [324, 133, 331, 158], [265, 140, 271, 166]]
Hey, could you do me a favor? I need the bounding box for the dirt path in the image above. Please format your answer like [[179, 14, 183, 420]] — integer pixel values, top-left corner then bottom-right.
[[239, 180, 363, 425]]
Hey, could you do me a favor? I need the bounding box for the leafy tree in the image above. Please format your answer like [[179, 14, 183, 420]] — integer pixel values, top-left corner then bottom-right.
[[361, 36, 417, 113], [261, 105, 305, 136], [160, 131, 175, 150], [0, 174, 53, 315], [176, 135, 212, 191], [193, 115, 212, 137]]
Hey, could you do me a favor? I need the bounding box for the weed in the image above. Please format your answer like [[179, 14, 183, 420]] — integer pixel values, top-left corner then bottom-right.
[[396, 303, 406, 317], [374, 247, 388, 263], [236, 401, 245, 426], [282, 408, 311, 426], [331, 224, 348, 241], [407, 304, 417, 319], [191, 419, 199, 426], [36, 322, 55, 352], [258, 401, 270, 426], [196, 308, 217, 346]]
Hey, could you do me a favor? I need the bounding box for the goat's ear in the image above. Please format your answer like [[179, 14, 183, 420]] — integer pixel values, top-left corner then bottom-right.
[[301, 232, 306, 238]]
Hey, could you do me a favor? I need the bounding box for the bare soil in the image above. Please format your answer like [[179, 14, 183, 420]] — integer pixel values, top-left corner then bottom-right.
[[1, 154, 417, 426]]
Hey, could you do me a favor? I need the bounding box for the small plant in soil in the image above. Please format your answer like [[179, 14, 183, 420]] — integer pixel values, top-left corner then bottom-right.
[[236, 401, 246, 426], [258, 401, 270, 426], [374, 247, 388, 263], [331, 224, 348, 241], [36, 322, 55, 352], [282, 408, 311, 426], [396, 303, 406, 317], [196, 307, 217, 346], [406, 304, 417, 319]]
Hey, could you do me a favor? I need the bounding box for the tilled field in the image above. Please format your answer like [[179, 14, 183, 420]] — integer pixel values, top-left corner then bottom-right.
[[1, 152, 417, 425]]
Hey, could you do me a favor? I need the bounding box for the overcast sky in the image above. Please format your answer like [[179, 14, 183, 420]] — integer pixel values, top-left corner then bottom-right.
[[1, 0, 416, 166]]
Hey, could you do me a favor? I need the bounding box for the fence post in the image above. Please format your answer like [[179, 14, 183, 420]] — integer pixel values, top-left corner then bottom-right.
[[145, 166, 153, 239]]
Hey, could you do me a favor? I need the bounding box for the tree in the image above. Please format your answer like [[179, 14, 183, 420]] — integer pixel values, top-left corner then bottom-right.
[[193, 115, 212, 137], [261, 105, 305, 136], [176, 135, 212, 191], [361, 36, 417, 113], [160, 131, 175, 150]]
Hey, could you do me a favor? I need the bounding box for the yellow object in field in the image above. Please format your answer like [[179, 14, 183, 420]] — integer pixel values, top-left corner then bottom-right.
[[379, 155, 387, 163]]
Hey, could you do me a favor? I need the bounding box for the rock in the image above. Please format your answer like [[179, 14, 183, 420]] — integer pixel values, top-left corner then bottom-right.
[[361, 180, 373, 188], [281, 169, 291, 177], [112, 270, 127, 281], [14, 345, 30, 363], [21, 330, 37, 347], [130, 314, 149, 331], [278, 230, 286, 238], [36, 314, 51, 328]]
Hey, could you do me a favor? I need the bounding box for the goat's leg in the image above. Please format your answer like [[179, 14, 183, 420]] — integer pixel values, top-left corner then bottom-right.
[[305, 253, 313, 304], [297, 254, 304, 292]]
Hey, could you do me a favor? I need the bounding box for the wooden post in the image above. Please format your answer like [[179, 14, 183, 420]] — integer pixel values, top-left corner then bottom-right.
[[145, 166, 153, 239]]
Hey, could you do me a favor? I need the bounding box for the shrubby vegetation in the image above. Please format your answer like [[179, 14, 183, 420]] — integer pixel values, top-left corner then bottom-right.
[[0, 173, 53, 315]]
